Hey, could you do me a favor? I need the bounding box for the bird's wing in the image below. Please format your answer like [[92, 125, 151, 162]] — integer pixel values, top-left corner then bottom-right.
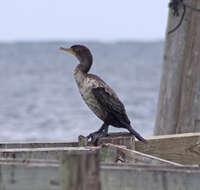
[[92, 87, 130, 125]]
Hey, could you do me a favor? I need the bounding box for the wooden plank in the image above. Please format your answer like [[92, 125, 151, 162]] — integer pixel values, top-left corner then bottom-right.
[[0, 161, 199, 190], [101, 164, 200, 190], [0, 148, 100, 190], [0, 132, 135, 149], [1, 132, 200, 165], [0, 141, 78, 149], [2, 132, 200, 166], [135, 133, 200, 165], [0, 164, 59, 190], [0, 147, 99, 161], [0, 142, 182, 166], [0, 162, 199, 190], [100, 144, 183, 166]]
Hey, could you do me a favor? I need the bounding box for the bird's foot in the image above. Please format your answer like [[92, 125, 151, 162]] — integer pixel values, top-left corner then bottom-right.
[[87, 130, 108, 145]]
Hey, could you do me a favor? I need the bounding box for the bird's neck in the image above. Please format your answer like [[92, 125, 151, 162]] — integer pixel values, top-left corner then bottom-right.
[[74, 57, 93, 87], [74, 65, 87, 89], [77, 58, 92, 73]]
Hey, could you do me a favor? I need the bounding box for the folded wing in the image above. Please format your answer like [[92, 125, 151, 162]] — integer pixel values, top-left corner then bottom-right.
[[92, 87, 130, 127]]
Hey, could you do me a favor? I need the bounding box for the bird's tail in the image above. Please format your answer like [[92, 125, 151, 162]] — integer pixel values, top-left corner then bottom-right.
[[126, 125, 147, 144]]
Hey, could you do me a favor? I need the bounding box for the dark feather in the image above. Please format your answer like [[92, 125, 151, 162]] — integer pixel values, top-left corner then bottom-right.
[[92, 87, 130, 127]]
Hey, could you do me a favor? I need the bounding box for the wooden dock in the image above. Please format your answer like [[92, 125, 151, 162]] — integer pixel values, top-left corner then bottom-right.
[[0, 132, 200, 190]]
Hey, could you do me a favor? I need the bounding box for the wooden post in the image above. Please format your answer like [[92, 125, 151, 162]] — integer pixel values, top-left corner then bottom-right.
[[60, 150, 101, 190], [155, 0, 200, 135]]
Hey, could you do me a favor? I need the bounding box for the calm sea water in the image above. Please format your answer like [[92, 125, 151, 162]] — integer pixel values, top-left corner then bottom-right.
[[0, 41, 164, 141]]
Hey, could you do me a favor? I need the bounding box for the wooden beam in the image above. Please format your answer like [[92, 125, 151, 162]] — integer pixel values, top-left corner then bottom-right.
[[0, 162, 199, 190], [0, 147, 99, 161], [100, 144, 183, 166], [135, 133, 200, 165], [0, 164, 59, 190], [101, 164, 200, 190], [0, 132, 135, 150], [0, 141, 78, 149], [1, 132, 200, 165]]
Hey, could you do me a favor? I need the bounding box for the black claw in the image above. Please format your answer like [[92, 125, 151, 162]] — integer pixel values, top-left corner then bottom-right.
[[88, 133, 98, 143], [87, 134, 92, 139]]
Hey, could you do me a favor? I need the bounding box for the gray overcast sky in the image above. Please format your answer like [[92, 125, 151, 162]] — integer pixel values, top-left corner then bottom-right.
[[0, 0, 169, 42]]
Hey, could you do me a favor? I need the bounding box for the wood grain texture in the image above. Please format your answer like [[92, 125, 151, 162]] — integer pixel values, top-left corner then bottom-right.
[[135, 133, 200, 165], [155, 0, 200, 135]]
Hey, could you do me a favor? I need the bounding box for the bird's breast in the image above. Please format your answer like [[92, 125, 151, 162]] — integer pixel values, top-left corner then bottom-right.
[[74, 71, 107, 121]]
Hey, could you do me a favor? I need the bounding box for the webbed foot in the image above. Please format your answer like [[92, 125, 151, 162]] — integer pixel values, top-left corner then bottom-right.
[[87, 123, 109, 145], [87, 130, 108, 145]]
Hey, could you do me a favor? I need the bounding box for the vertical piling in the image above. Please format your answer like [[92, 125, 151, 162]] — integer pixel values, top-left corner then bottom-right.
[[60, 150, 101, 190], [155, 0, 200, 135]]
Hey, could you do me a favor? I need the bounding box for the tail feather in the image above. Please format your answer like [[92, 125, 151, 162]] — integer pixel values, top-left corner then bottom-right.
[[126, 125, 147, 144]]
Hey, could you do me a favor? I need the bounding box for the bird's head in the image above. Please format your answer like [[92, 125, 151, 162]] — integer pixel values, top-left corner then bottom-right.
[[60, 45, 93, 73], [60, 45, 92, 64]]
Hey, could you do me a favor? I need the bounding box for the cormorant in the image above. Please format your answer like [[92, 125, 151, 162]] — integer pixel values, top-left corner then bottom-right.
[[60, 45, 147, 144]]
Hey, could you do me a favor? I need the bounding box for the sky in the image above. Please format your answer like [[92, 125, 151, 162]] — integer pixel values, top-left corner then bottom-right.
[[0, 0, 169, 42]]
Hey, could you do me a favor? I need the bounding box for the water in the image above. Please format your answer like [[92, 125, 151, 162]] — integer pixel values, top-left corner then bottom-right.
[[0, 41, 164, 142]]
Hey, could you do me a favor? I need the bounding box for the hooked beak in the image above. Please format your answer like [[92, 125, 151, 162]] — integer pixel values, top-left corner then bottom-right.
[[59, 47, 76, 55]]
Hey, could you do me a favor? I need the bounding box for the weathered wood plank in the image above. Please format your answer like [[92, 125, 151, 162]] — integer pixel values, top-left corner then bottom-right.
[[0, 141, 78, 149], [0, 163, 199, 190], [1, 132, 200, 165], [2, 132, 200, 165], [0, 141, 183, 166], [101, 164, 200, 190], [0, 132, 135, 150], [101, 144, 183, 166], [0, 165, 59, 190], [0, 148, 100, 190], [0, 147, 99, 161], [135, 133, 200, 165]]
